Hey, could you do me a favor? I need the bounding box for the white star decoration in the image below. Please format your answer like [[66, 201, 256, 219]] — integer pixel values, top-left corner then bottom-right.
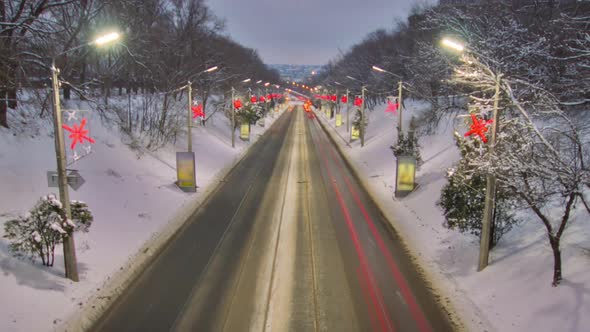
[[84, 145, 92, 154], [65, 110, 78, 121]]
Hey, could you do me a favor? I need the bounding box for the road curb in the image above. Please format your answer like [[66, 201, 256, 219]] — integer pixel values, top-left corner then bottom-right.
[[313, 110, 467, 332], [57, 109, 288, 332]]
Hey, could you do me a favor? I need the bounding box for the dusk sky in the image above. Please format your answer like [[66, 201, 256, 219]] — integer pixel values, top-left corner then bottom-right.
[[207, 0, 424, 66]]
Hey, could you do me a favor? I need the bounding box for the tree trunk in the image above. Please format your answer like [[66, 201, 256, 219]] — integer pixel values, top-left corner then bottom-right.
[[0, 88, 7, 128], [549, 235, 562, 286], [63, 85, 71, 100], [7, 87, 17, 109]]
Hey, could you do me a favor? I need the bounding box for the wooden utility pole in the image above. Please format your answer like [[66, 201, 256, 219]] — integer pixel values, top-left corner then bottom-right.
[[231, 87, 235, 148], [478, 74, 502, 271], [187, 81, 192, 152], [361, 86, 366, 147], [51, 59, 79, 282], [397, 81, 403, 139]]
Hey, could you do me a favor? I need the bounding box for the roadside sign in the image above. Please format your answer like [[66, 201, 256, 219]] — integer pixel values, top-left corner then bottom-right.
[[240, 122, 250, 141], [176, 152, 196, 192], [47, 170, 86, 191], [395, 156, 416, 197], [336, 114, 342, 127], [67, 170, 85, 191], [351, 125, 360, 141], [47, 171, 58, 188]]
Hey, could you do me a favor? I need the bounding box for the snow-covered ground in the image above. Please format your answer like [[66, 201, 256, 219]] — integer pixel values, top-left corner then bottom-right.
[[0, 94, 287, 332], [316, 102, 590, 332]]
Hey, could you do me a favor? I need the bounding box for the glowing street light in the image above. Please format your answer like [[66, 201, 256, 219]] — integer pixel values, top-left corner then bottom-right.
[[441, 38, 465, 52], [204, 65, 219, 73], [93, 32, 121, 45]]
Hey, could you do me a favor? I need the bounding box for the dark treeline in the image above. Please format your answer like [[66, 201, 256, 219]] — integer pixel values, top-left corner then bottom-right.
[[0, 0, 281, 128]]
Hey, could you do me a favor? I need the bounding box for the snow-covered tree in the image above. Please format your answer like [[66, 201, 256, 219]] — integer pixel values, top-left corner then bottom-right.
[[449, 50, 589, 286], [3, 194, 94, 267]]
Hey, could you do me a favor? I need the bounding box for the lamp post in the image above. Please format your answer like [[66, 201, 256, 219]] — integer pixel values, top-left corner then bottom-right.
[[264, 82, 271, 115], [231, 78, 251, 148], [346, 75, 367, 147], [186, 65, 218, 152], [372, 65, 404, 142], [335, 81, 350, 132], [442, 38, 501, 271], [51, 31, 121, 282]]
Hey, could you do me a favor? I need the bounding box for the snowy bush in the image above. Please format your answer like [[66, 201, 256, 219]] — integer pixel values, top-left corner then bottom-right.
[[439, 132, 519, 247], [237, 103, 263, 125], [3, 194, 94, 267], [391, 118, 423, 167]]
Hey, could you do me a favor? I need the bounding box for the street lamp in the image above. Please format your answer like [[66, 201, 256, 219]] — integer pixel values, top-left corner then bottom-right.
[[442, 37, 502, 272], [346, 75, 367, 147], [51, 31, 121, 282], [186, 65, 219, 153], [230, 78, 252, 148], [335, 81, 351, 132], [372, 65, 404, 142], [441, 38, 465, 52]]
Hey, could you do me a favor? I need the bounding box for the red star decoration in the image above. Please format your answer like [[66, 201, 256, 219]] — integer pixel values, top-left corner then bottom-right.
[[62, 118, 95, 150], [192, 104, 204, 118], [354, 97, 363, 107], [260, 96, 266, 102], [233, 99, 243, 110], [331, 95, 337, 102], [341, 96, 348, 103], [251, 96, 258, 103], [464, 113, 493, 143], [385, 100, 399, 114]]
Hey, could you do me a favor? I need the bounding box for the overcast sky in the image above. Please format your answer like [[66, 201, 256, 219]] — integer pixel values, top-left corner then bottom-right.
[[207, 0, 423, 66]]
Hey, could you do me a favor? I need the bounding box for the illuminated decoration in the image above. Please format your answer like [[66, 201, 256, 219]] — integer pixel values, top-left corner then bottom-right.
[[464, 113, 493, 143], [251, 96, 258, 103], [341, 96, 348, 103], [65, 110, 78, 121], [192, 104, 204, 118], [233, 99, 243, 110], [354, 97, 363, 107], [385, 100, 399, 114], [62, 118, 95, 150]]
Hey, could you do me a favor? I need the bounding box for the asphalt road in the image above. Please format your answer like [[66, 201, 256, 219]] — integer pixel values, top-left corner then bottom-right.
[[91, 106, 455, 332]]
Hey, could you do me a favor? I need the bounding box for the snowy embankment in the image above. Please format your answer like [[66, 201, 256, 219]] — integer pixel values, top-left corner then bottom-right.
[[316, 102, 590, 332], [0, 94, 287, 332]]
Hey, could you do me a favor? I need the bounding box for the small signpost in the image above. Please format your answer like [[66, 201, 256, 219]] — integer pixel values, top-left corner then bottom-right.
[[47, 170, 86, 191], [395, 156, 416, 197], [176, 152, 196, 192]]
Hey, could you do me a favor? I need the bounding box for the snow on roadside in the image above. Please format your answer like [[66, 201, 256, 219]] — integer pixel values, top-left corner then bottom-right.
[[0, 95, 286, 332], [316, 102, 590, 332]]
